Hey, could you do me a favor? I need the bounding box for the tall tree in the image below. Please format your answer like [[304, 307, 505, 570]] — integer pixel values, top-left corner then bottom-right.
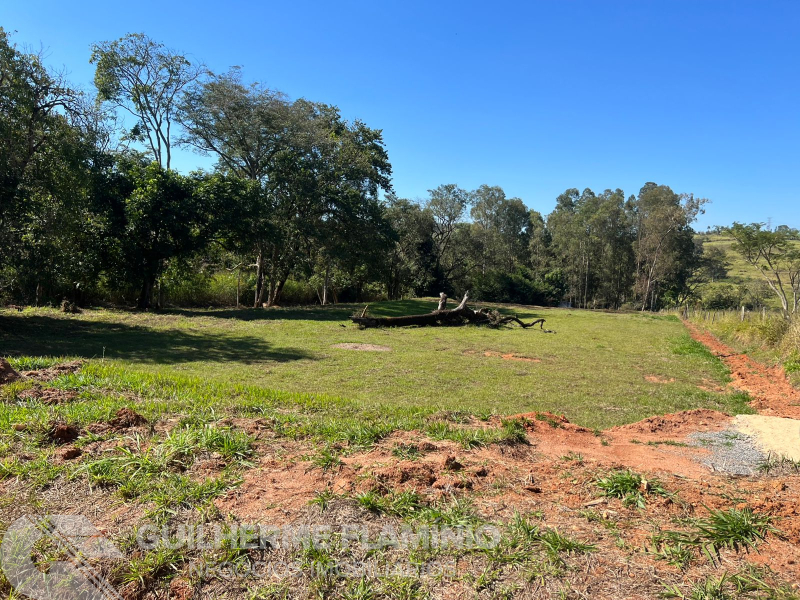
[[0, 28, 104, 303], [425, 184, 470, 290], [726, 223, 800, 317], [383, 196, 437, 299], [632, 183, 706, 310], [177, 68, 290, 180], [470, 185, 530, 274], [178, 70, 392, 306], [91, 33, 205, 169]]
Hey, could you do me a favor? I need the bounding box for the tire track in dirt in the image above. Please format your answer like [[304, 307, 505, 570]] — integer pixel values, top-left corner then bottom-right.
[[683, 320, 800, 419]]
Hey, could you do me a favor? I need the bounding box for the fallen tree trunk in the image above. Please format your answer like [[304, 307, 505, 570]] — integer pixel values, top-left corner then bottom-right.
[[351, 292, 551, 331]]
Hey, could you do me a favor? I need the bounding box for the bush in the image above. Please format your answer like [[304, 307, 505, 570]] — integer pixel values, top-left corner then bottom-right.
[[164, 270, 244, 307], [279, 279, 318, 305], [700, 283, 741, 310]]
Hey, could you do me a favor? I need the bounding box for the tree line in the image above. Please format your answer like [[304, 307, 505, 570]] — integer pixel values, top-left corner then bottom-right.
[[3, 29, 793, 313]]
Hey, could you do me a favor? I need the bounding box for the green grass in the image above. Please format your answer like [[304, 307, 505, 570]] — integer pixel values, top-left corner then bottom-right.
[[595, 469, 672, 508], [654, 507, 778, 566], [0, 300, 754, 429]]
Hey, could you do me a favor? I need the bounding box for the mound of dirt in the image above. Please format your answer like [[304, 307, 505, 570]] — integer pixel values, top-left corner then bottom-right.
[[20, 360, 84, 382], [48, 423, 80, 445], [109, 407, 148, 429], [55, 446, 82, 461], [86, 408, 148, 434], [0, 359, 20, 385], [611, 409, 730, 436], [16, 385, 78, 405], [332, 343, 391, 352]]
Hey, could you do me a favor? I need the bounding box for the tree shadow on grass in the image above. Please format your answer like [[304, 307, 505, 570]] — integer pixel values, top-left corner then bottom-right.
[[165, 299, 441, 322], [0, 315, 313, 365]]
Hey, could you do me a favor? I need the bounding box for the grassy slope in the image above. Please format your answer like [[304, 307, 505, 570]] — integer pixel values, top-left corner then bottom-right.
[[0, 300, 751, 429], [696, 233, 800, 308]]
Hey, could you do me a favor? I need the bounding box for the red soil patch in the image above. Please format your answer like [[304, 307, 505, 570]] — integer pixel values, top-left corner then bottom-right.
[[48, 422, 80, 445], [213, 417, 800, 585], [611, 408, 729, 437], [485, 351, 541, 363], [86, 408, 148, 434], [684, 320, 800, 419], [55, 446, 82, 461], [217, 411, 731, 524], [109, 407, 148, 428]]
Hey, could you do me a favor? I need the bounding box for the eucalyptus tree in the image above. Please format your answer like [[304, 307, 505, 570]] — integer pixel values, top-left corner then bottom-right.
[[91, 33, 205, 169], [424, 184, 470, 290], [631, 183, 706, 310], [469, 185, 530, 275]]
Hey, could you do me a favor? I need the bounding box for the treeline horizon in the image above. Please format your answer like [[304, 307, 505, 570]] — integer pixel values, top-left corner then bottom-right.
[[2, 29, 796, 312]]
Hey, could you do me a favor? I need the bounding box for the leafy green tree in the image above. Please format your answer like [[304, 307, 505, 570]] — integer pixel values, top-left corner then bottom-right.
[[469, 185, 531, 275], [177, 68, 290, 180], [178, 69, 392, 306], [91, 33, 205, 169], [631, 183, 706, 310], [0, 28, 113, 304], [424, 184, 470, 290], [726, 223, 800, 317], [105, 161, 212, 308], [383, 196, 437, 299]]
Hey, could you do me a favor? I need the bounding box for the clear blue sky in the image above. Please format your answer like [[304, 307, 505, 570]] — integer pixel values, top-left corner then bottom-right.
[[3, 0, 799, 229]]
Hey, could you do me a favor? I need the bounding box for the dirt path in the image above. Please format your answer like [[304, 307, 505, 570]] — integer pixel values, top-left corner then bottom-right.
[[684, 320, 800, 419]]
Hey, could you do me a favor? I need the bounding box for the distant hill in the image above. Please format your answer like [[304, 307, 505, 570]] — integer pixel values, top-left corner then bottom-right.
[[694, 233, 800, 310]]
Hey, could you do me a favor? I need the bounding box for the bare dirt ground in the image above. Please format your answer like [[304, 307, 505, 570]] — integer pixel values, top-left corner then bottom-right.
[[683, 320, 800, 419]]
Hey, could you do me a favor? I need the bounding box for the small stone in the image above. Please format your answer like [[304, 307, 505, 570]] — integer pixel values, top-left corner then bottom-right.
[[12, 423, 26, 431]]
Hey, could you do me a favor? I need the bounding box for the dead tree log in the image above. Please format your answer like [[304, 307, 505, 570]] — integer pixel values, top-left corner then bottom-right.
[[351, 292, 550, 330]]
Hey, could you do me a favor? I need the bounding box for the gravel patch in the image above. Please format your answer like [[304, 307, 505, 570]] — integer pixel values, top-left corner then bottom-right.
[[688, 429, 767, 476]]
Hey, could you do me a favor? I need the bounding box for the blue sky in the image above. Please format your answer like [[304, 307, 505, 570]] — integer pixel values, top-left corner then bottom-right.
[[3, 0, 798, 229]]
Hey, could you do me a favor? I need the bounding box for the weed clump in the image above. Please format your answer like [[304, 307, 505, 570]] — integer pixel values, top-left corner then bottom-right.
[[595, 469, 671, 508]]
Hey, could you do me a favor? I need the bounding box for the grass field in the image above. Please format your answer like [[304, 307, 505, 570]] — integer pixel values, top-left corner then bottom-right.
[[0, 300, 752, 429], [4, 301, 799, 600]]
